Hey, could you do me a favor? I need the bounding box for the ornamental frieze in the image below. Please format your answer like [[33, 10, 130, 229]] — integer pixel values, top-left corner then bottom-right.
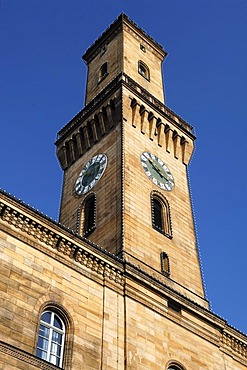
[[222, 331, 247, 360], [0, 201, 124, 286]]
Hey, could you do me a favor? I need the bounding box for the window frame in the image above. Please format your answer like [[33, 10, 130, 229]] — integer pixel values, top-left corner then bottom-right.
[[36, 310, 65, 367], [99, 61, 108, 82], [79, 193, 96, 237], [167, 362, 186, 370], [151, 191, 172, 238], [138, 60, 150, 81]]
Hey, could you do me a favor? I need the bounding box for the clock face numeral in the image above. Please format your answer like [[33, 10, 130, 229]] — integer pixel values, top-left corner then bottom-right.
[[75, 154, 107, 195], [140, 151, 174, 191]]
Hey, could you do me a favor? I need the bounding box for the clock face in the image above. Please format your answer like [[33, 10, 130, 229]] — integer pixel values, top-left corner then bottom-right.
[[75, 154, 107, 195], [140, 151, 174, 191]]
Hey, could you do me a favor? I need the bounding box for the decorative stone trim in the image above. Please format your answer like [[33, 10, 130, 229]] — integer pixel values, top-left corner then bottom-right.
[[57, 238, 77, 258], [1, 205, 60, 249], [0, 201, 124, 286], [75, 249, 123, 284], [124, 74, 194, 135], [0, 340, 60, 370], [222, 331, 247, 360], [82, 13, 166, 64], [56, 77, 122, 140], [56, 70, 195, 168], [56, 97, 120, 170], [129, 96, 194, 165], [56, 72, 194, 145]]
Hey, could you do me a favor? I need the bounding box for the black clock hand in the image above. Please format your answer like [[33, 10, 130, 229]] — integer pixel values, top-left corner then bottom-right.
[[143, 153, 169, 181], [148, 159, 165, 179]]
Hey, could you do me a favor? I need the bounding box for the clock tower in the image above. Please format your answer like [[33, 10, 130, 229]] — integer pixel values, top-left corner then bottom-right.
[[2, 13, 247, 370], [56, 14, 207, 308]]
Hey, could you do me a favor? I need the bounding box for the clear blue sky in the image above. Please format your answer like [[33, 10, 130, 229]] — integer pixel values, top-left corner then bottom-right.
[[1, 0, 247, 333]]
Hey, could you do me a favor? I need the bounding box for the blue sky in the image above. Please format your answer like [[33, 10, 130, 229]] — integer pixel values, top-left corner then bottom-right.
[[1, 0, 247, 333]]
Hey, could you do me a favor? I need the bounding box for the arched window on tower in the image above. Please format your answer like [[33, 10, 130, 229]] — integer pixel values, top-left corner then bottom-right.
[[99, 61, 108, 81], [36, 310, 65, 367], [80, 193, 96, 237], [151, 192, 172, 238], [138, 60, 150, 81]]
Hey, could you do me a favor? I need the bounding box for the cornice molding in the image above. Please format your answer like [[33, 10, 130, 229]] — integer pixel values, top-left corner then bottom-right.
[[82, 13, 166, 65], [221, 331, 247, 364], [55, 73, 195, 171], [56, 73, 194, 143], [0, 340, 59, 370], [0, 195, 124, 287]]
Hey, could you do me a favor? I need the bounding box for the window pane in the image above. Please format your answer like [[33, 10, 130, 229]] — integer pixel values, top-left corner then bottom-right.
[[37, 336, 46, 350], [52, 330, 62, 344], [50, 353, 60, 366], [39, 325, 50, 339], [51, 341, 62, 356], [37, 337, 49, 351], [54, 315, 63, 330], [41, 312, 51, 323], [36, 348, 47, 360]]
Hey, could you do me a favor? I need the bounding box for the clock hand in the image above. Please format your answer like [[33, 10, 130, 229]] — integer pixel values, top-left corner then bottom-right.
[[143, 153, 170, 181], [148, 159, 165, 179]]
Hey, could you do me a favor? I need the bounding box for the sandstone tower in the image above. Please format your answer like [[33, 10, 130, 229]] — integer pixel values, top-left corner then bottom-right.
[[57, 13, 205, 307], [1, 14, 247, 370]]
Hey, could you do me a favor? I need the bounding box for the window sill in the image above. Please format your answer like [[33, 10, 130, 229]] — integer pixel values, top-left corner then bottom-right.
[[138, 71, 150, 82], [152, 225, 172, 239]]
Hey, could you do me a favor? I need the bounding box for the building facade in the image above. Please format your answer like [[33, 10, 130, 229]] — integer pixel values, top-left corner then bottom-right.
[[0, 13, 247, 370]]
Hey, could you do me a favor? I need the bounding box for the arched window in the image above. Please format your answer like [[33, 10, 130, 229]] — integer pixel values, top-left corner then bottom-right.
[[138, 61, 150, 81], [160, 251, 170, 276], [151, 192, 172, 238], [99, 61, 108, 81], [79, 193, 96, 237], [153, 198, 163, 229], [168, 364, 185, 370], [36, 310, 65, 367]]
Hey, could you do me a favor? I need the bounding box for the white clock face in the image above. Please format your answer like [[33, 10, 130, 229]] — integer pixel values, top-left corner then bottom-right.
[[140, 151, 174, 191], [75, 154, 107, 195]]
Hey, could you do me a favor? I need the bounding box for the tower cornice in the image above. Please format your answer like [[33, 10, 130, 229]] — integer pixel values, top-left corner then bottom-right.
[[82, 13, 167, 65], [56, 72, 195, 145]]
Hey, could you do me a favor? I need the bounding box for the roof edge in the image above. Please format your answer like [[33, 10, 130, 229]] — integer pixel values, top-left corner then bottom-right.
[[82, 13, 167, 64]]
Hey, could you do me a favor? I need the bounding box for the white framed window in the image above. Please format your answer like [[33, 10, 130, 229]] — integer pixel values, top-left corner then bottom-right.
[[36, 311, 65, 367]]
